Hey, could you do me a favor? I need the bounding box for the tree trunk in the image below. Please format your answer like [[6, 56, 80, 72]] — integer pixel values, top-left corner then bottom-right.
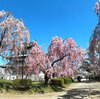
[[22, 51, 24, 79], [25, 74, 28, 79], [22, 62, 24, 79], [52, 73, 55, 78], [44, 73, 49, 85]]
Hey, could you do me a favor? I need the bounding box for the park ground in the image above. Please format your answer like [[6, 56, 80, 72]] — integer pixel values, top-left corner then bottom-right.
[[0, 80, 100, 99]]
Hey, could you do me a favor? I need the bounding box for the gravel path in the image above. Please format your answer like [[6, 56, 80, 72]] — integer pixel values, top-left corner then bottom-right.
[[0, 82, 100, 99]]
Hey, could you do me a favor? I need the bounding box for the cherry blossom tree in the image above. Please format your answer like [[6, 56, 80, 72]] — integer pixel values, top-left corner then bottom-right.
[[25, 37, 84, 84], [48, 36, 84, 77], [25, 40, 48, 74], [0, 10, 30, 79], [0, 10, 30, 58], [89, 0, 100, 75], [25, 40, 52, 84]]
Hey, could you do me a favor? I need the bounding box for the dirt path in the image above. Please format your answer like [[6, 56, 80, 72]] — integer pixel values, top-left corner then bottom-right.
[[0, 82, 100, 99], [57, 82, 100, 99]]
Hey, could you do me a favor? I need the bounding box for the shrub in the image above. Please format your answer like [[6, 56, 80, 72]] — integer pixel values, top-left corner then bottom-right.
[[13, 79, 32, 90], [68, 77, 74, 82], [51, 78, 64, 87], [62, 77, 72, 84], [94, 76, 100, 81]]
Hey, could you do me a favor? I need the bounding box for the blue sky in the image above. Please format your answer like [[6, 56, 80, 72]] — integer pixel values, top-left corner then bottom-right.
[[0, 0, 98, 52]]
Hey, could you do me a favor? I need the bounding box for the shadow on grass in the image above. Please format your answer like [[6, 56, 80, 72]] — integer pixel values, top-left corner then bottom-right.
[[31, 83, 45, 94], [0, 81, 12, 92], [31, 82, 64, 94], [0, 80, 70, 94], [50, 85, 63, 92], [57, 88, 100, 99]]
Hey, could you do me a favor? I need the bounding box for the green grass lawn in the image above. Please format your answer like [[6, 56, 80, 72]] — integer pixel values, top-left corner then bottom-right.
[[0, 79, 72, 94]]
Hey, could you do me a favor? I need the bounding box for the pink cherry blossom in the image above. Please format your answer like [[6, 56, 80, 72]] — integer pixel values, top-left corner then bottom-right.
[[25, 36, 84, 83], [0, 10, 30, 58]]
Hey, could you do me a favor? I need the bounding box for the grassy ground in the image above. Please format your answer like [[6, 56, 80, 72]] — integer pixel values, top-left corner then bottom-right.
[[0, 79, 72, 94]]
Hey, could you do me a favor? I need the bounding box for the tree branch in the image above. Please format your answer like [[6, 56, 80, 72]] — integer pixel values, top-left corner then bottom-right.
[[0, 28, 7, 47], [63, 38, 67, 43], [51, 54, 68, 67]]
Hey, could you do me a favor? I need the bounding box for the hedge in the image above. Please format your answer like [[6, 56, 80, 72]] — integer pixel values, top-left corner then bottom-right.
[[62, 77, 72, 84], [13, 79, 32, 90], [51, 78, 64, 87], [51, 77, 73, 87], [94, 76, 100, 81]]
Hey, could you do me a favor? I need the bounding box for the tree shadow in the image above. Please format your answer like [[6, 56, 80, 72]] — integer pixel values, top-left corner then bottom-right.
[[0, 82, 12, 92], [57, 88, 100, 99], [31, 83, 64, 94], [50, 85, 63, 92]]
